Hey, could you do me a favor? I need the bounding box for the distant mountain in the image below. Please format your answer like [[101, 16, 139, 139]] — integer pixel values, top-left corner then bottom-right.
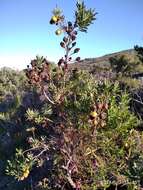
[[70, 49, 137, 72]]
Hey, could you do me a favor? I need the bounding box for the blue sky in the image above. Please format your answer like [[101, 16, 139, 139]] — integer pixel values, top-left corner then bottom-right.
[[0, 0, 143, 69]]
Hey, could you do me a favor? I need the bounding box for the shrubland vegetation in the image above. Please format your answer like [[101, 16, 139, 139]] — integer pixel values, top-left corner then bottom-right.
[[1, 1, 143, 190]]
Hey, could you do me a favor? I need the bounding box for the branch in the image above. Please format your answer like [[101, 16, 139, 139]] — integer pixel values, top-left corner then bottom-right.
[[133, 98, 143, 105], [33, 147, 49, 160], [62, 157, 76, 188], [43, 90, 55, 105], [67, 175, 76, 189], [23, 146, 41, 154]]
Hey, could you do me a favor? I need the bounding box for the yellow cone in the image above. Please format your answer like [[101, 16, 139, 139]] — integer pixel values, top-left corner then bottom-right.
[[90, 111, 97, 118], [51, 15, 58, 22]]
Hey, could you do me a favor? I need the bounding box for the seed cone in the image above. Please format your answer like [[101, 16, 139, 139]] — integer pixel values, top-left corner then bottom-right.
[[90, 102, 108, 129], [55, 29, 62, 35], [60, 42, 65, 48]]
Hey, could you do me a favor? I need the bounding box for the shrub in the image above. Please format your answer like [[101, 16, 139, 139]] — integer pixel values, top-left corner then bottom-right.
[[4, 1, 143, 190], [109, 55, 139, 77], [134, 45, 143, 63], [6, 68, 142, 189]]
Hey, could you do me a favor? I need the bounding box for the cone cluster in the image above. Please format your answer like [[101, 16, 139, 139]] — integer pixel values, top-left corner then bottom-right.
[[89, 102, 108, 128]]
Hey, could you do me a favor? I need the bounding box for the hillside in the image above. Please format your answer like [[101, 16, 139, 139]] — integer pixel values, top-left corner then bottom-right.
[[70, 49, 137, 72]]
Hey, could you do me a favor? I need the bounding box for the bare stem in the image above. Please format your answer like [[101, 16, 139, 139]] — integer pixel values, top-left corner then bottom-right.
[[43, 90, 55, 105]]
